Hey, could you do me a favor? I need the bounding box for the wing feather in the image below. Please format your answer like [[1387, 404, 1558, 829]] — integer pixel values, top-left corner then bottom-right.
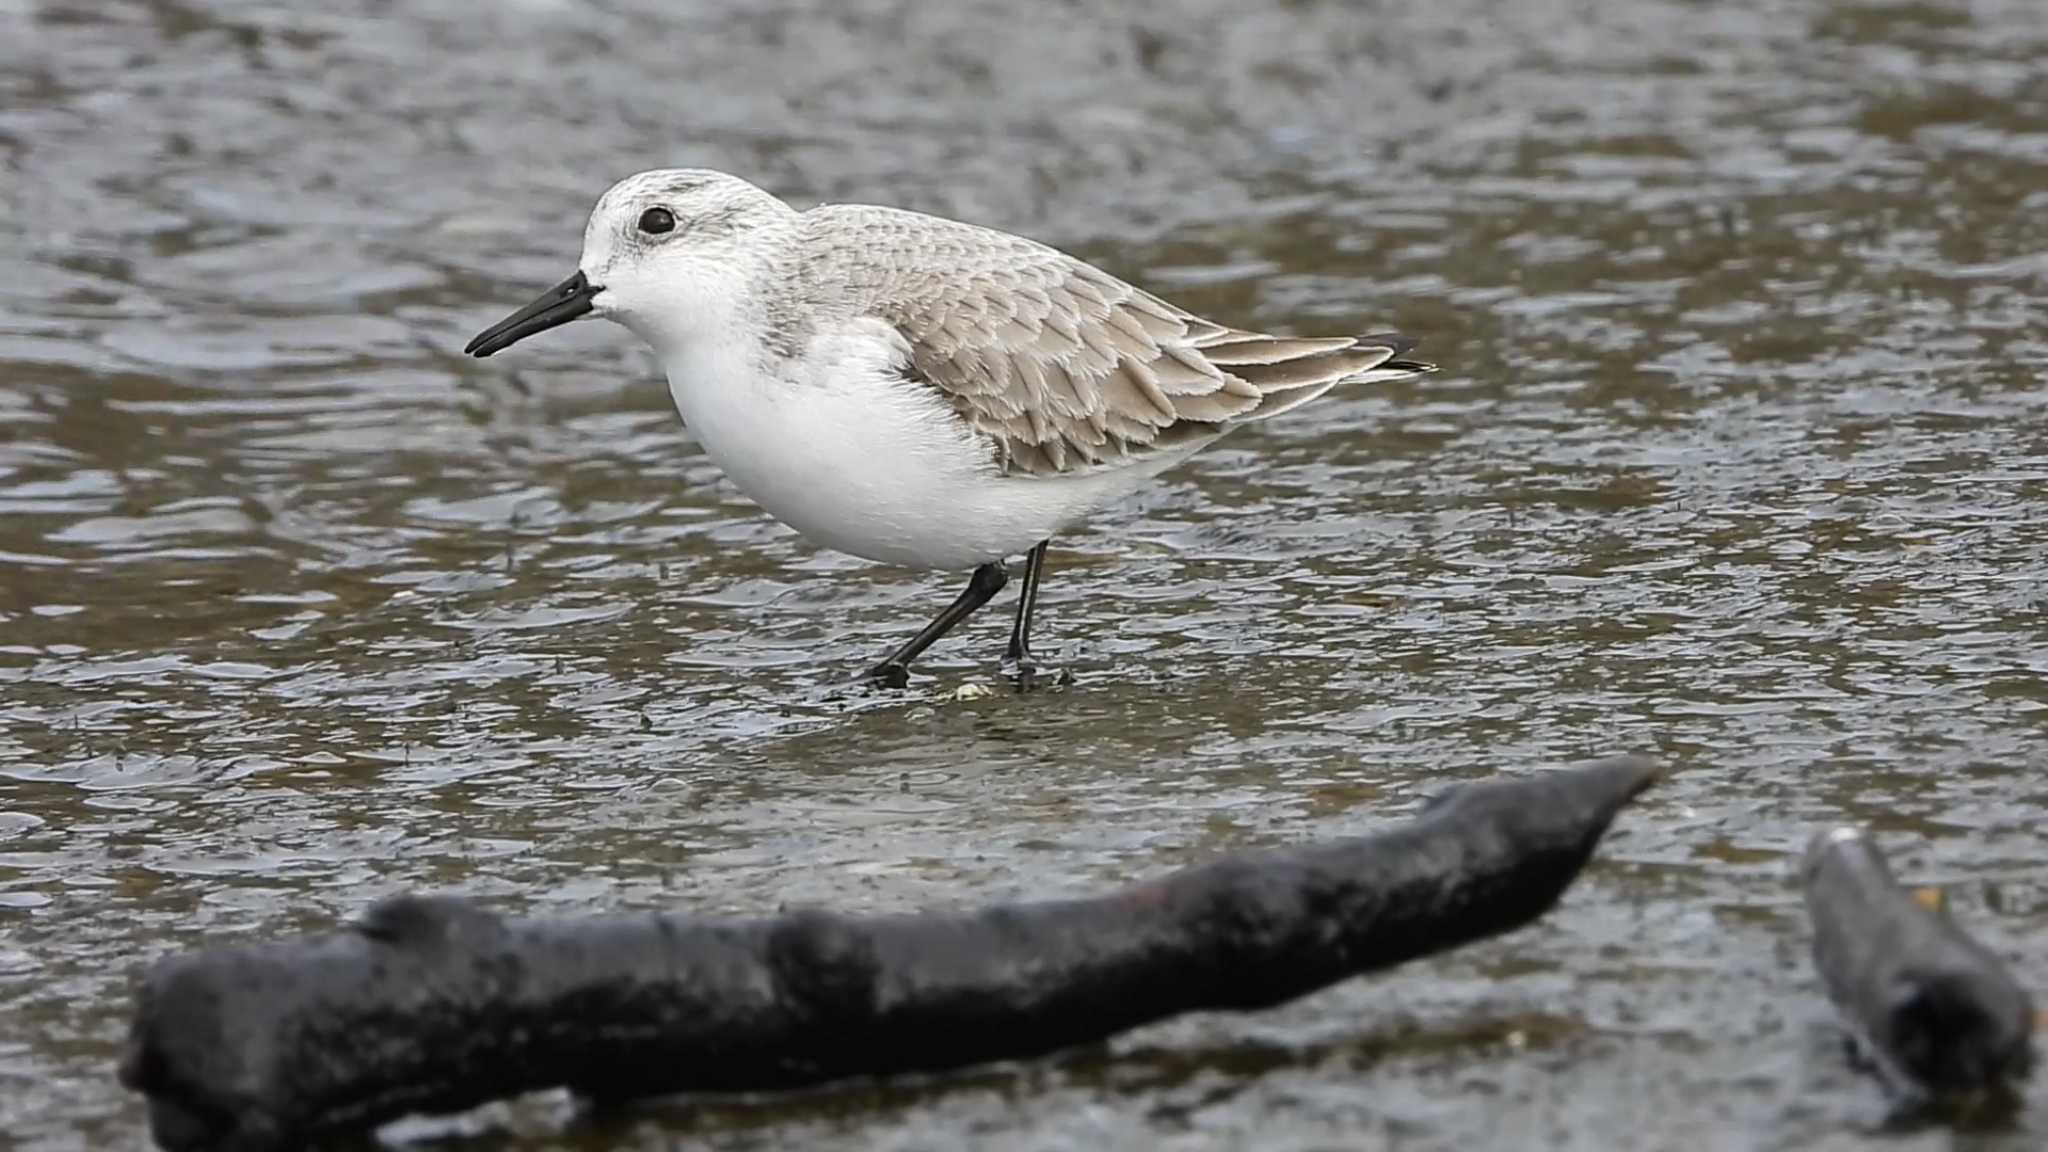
[[800, 205, 1432, 476]]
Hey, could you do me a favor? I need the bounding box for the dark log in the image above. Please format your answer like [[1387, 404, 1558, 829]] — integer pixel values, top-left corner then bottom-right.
[[120, 754, 1665, 1152], [1802, 826, 2035, 1109]]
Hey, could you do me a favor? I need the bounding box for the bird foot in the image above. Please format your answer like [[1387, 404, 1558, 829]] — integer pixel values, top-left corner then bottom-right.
[[864, 661, 912, 690], [1002, 656, 1072, 691]]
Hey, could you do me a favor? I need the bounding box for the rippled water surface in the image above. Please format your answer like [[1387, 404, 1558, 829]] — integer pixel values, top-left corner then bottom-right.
[[4, 1, 2047, 1149]]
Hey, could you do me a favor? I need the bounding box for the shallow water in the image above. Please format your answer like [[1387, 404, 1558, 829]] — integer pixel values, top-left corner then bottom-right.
[[3, 0, 2046, 1148]]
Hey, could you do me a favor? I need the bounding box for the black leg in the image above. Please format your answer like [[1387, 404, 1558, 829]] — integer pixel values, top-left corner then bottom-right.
[[867, 561, 1009, 688], [1004, 539, 1050, 667]]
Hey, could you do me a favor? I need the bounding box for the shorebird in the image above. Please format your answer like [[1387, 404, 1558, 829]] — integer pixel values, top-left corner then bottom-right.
[[466, 170, 1434, 687]]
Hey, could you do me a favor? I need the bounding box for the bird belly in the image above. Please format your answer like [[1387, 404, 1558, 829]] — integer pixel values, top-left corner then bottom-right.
[[665, 348, 1163, 570]]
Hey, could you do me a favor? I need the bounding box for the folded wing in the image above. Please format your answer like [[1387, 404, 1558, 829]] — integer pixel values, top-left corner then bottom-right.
[[807, 205, 1432, 476]]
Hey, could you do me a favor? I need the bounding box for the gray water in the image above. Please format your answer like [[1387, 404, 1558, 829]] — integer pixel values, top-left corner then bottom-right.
[[2, 1, 2046, 1149]]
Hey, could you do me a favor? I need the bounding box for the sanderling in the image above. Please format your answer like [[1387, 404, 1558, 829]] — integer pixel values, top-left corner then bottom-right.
[[467, 169, 1434, 687]]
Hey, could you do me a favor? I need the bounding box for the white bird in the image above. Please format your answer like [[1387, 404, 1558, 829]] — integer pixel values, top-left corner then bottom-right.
[[467, 169, 1434, 687]]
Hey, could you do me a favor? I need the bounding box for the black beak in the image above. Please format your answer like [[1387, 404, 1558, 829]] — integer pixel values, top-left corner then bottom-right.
[[464, 271, 602, 357]]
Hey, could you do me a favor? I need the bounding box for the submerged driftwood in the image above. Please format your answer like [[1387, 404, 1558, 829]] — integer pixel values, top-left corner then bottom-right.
[[120, 754, 1665, 1152], [1802, 826, 2035, 1109]]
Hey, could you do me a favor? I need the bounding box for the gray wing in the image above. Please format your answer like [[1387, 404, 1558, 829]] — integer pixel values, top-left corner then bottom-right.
[[805, 205, 1430, 477]]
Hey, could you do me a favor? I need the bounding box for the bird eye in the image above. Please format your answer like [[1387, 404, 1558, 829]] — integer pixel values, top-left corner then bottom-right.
[[637, 207, 676, 235]]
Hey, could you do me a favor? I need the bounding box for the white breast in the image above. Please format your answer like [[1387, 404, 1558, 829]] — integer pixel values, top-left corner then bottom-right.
[[663, 318, 1189, 570]]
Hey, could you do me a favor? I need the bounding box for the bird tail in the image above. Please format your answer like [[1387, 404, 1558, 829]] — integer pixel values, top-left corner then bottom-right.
[[1198, 330, 1434, 422]]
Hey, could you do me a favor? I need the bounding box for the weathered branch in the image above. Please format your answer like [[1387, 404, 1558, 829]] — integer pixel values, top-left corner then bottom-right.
[[121, 754, 1665, 1152], [1802, 826, 2035, 1109]]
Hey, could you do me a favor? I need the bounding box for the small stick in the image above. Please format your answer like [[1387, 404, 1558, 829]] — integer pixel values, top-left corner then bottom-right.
[[1802, 826, 2035, 1111], [120, 755, 1666, 1152]]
